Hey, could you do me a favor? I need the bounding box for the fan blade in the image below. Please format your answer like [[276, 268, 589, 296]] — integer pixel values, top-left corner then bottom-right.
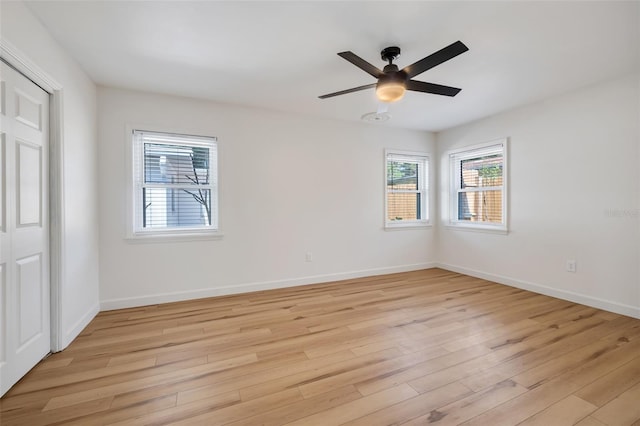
[[401, 41, 469, 79], [406, 80, 462, 97], [338, 52, 384, 78], [318, 83, 376, 99]]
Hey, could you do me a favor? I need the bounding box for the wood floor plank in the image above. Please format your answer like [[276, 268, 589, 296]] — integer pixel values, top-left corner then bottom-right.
[[284, 384, 419, 426], [401, 379, 527, 426], [237, 348, 401, 402], [42, 353, 258, 411], [517, 395, 597, 426], [298, 346, 449, 399], [176, 350, 355, 405], [15, 358, 157, 394], [1, 268, 639, 426], [344, 381, 473, 426], [61, 393, 178, 426], [31, 357, 73, 372], [574, 416, 608, 426], [591, 381, 640, 425], [172, 388, 304, 426], [227, 385, 362, 426], [459, 376, 583, 426], [110, 390, 243, 426], [574, 354, 640, 407], [1, 396, 114, 426], [511, 327, 635, 390]]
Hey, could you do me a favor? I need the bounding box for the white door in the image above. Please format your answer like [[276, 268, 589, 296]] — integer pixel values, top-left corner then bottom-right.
[[0, 61, 50, 397]]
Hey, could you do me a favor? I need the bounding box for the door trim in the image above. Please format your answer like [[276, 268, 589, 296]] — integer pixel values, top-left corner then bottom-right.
[[1, 38, 64, 352]]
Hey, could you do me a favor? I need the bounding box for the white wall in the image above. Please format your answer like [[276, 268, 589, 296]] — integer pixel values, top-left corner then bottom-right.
[[436, 73, 640, 318], [1, 2, 100, 347], [98, 87, 436, 309]]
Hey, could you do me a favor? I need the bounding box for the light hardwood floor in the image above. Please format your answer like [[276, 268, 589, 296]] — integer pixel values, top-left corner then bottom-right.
[[1, 268, 640, 425]]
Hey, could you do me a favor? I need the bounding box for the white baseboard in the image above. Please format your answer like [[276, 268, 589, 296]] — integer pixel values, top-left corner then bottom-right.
[[100, 263, 435, 311], [436, 262, 640, 319], [59, 301, 100, 350], [100, 261, 639, 319]]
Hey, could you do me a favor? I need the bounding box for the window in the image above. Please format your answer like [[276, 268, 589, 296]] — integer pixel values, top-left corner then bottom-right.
[[449, 140, 507, 232], [129, 130, 219, 239], [385, 150, 429, 228]]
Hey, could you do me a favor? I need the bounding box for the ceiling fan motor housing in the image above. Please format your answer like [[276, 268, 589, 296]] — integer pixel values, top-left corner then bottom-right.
[[377, 70, 407, 87]]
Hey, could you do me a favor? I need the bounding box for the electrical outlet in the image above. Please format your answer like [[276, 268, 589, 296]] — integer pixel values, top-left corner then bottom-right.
[[305, 252, 313, 262], [566, 260, 576, 273]]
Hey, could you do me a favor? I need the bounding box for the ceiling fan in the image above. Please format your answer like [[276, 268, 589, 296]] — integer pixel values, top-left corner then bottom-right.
[[319, 41, 469, 103]]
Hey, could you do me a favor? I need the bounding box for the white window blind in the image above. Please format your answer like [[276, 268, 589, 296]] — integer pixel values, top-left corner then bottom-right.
[[132, 130, 218, 236], [385, 150, 429, 228], [450, 141, 507, 231]]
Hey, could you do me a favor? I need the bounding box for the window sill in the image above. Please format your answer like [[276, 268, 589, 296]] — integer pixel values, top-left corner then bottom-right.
[[126, 230, 224, 244], [445, 223, 508, 235], [385, 221, 431, 231]]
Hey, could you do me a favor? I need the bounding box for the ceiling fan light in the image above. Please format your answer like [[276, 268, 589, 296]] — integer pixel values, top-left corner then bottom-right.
[[376, 81, 406, 102]]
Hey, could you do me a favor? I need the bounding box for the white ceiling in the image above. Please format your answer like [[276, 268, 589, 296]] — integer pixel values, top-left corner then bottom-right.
[[25, 1, 640, 132]]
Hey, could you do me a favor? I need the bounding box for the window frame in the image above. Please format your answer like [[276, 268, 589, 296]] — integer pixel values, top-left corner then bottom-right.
[[384, 149, 430, 229], [126, 128, 222, 242], [448, 139, 508, 233]]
